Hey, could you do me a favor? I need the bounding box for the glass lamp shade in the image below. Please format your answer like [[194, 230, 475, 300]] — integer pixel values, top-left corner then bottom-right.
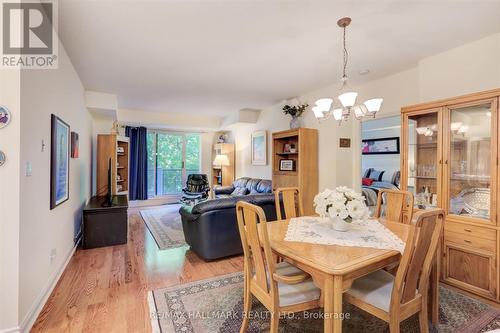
[[312, 106, 325, 119], [364, 98, 383, 113], [213, 154, 230, 166], [353, 105, 368, 119], [338, 92, 358, 108], [458, 125, 469, 134], [314, 98, 333, 111], [424, 129, 434, 137], [333, 108, 343, 121]]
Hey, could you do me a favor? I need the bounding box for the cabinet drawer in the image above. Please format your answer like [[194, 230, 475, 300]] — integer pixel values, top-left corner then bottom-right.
[[445, 231, 496, 253], [445, 221, 496, 241]]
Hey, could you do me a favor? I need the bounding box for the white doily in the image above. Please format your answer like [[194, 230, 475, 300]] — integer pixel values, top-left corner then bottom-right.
[[285, 216, 405, 254]]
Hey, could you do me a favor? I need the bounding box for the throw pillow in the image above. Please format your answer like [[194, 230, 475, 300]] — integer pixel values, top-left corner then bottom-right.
[[249, 189, 259, 195], [231, 187, 249, 196], [369, 169, 385, 181], [362, 178, 374, 186]]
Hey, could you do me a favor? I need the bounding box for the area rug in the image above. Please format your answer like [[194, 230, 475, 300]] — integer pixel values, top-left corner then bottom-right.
[[140, 204, 187, 250], [148, 272, 500, 333]]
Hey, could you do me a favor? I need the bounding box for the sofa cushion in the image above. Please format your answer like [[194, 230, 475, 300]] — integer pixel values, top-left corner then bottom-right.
[[233, 177, 250, 188], [231, 187, 249, 196], [256, 179, 272, 193], [245, 178, 261, 192]]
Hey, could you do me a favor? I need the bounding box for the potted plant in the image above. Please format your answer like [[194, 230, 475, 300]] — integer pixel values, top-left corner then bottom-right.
[[313, 187, 369, 231], [282, 102, 309, 129]]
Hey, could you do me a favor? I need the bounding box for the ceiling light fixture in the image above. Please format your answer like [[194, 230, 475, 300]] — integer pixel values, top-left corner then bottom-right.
[[312, 17, 383, 123]]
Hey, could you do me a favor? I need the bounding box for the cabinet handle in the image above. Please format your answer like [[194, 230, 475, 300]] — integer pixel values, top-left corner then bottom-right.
[[444, 160, 448, 165], [464, 229, 472, 232], [464, 240, 472, 243], [439, 160, 442, 164]]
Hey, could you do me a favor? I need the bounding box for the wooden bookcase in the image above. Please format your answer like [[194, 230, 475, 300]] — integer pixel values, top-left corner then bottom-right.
[[97, 134, 129, 196], [401, 88, 500, 302], [272, 128, 318, 215], [212, 143, 235, 187]]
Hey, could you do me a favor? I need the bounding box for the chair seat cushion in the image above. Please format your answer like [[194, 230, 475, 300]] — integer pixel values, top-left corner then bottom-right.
[[252, 262, 321, 307], [345, 269, 394, 312], [275, 262, 321, 307]]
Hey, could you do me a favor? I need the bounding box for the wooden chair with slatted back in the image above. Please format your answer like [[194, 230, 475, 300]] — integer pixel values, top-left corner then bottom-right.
[[274, 187, 304, 221], [236, 201, 321, 333], [375, 189, 415, 224], [344, 208, 444, 333]]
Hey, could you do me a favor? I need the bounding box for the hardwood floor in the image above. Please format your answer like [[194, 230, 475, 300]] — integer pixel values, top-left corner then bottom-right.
[[30, 207, 244, 333]]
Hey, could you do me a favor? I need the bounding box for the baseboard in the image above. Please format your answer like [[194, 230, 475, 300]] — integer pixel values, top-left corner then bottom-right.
[[0, 327, 20, 333], [19, 239, 79, 333]]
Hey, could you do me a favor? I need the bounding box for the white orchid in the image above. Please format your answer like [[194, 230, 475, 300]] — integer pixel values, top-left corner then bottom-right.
[[314, 187, 368, 222]]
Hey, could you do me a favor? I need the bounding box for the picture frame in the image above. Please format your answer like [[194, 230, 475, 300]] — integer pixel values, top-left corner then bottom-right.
[[71, 131, 79, 158], [279, 159, 295, 171], [251, 130, 267, 165], [362, 137, 400, 155], [50, 114, 70, 209]]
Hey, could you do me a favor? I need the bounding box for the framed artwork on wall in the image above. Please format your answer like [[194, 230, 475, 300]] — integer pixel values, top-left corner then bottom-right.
[[50, 114, 70, 209], [251, 130, 267, 165], [71, 131, 79, 158], [362, 137, 400, 155]]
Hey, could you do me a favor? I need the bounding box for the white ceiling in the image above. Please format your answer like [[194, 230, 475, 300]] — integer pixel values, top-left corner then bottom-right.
[[59, 0, 500, 117]]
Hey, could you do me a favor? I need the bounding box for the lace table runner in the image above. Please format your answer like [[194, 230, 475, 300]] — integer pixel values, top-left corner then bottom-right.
[[285, 216, 405, 254]]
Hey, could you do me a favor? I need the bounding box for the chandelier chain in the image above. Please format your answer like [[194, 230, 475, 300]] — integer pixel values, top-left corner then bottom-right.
[[342, 25, 349, 82]]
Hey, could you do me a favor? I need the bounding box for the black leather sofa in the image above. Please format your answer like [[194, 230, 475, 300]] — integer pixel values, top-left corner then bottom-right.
[[213, 177, 272, 198], [179, 178, 275, 261]]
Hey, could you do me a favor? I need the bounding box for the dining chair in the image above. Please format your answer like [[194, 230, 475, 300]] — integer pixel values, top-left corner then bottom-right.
[[374, 189, 414, 224], [344, 208, 444, 333], [236, 201, 321, 333], [274, 187, 304, 220]]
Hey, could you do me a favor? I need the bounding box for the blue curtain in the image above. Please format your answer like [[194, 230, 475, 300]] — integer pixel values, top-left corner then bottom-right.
[[126, 126, 148, 200]]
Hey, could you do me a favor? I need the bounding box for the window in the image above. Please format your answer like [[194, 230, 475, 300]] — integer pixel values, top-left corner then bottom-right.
[[147, 131, 201, 197]]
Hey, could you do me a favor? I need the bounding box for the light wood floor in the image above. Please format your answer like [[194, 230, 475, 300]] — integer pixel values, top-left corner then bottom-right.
[[31, 207, 244, 333]]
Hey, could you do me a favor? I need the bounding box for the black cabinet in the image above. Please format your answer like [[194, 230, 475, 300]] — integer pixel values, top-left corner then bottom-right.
[[83, 195, 128, 249]]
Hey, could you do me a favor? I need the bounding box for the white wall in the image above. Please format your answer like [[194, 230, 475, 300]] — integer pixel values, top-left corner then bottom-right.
[[0, 70, 21, 332], [18, 41, 92, 331]]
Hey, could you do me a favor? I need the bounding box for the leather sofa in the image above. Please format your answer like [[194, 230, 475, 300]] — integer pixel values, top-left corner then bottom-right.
[[179, 178, 275, 261], [213, 177, 273, 198]]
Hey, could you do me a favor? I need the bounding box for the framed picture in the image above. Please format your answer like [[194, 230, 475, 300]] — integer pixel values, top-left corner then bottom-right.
[[362, 137, 400, 155], [71, 131, 79, 158], [251, 130, 267, 165], [50, 114, 70, 209], [279, 159, 295, 171]]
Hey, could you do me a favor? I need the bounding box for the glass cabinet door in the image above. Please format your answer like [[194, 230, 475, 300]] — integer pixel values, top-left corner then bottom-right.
[[404, 110, 441, 208], [446, 102, 496, 222]]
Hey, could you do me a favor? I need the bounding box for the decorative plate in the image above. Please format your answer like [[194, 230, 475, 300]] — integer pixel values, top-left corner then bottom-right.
[[0, 106, 11, 129], [0, 150, 5, 166], [460, 188, 490, 217]]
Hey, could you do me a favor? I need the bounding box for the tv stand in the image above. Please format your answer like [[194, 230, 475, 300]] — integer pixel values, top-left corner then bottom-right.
[[83, 194, 128, 249]]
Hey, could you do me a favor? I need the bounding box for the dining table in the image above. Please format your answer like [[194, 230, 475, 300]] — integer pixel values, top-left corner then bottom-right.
[[261, 217, 440, 333]]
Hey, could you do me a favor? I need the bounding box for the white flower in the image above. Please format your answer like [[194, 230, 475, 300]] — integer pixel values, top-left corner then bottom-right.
[[346, 200, 366, 219]]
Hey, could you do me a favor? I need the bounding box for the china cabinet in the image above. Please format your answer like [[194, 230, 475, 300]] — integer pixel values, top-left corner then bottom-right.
[[401, 88, 500, 301]]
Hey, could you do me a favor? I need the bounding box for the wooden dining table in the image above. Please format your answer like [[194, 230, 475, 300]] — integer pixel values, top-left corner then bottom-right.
[[262, 217, 440, 333]]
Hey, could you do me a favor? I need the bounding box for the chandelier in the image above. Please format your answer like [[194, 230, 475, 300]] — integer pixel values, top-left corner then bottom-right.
[[312, 17, 383, 123]]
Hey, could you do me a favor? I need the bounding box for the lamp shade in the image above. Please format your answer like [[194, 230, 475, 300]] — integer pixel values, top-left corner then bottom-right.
[[312, 106, 325, 119], [213, 154, 230, 166], [364, 98, 383, 113], [338, 92, 357, 108], [314, 98, 333, 111], [353, 105, 368, 119], [333, 108, 343, 121], [450, 122, 463, 131]]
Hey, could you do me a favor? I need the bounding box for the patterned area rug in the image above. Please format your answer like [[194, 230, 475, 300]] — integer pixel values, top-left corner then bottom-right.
[[140, 204, 187, 250], [149, 272, 500, 333]]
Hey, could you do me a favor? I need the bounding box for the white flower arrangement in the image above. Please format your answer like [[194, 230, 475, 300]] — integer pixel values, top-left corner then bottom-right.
[[313, 186, 369, 222]]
